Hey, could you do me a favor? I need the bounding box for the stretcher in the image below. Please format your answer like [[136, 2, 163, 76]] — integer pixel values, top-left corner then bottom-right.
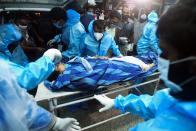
[[35, 72, 160, 130]]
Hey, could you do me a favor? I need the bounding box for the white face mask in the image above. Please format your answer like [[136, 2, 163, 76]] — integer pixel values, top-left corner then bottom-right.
[[18, 24, 27, 30], [94, 32, 103, 41]]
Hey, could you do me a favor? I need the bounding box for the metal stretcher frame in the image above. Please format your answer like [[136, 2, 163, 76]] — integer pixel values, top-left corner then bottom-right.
[[35, 72, 160, 130]]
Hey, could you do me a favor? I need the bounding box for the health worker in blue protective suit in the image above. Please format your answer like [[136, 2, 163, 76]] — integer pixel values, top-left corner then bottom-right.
[[137, 11, 162, 55], [0, 60, 81, 131], [49, 2, 86, 62], [0, 24, 62, 91], [94, 1, 196, 130], [80, 1, 96, 33], [81, 20, 122, 57]]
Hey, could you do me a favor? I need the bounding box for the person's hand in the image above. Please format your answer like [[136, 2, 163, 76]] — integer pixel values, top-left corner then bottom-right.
[[95, 56, 108, 59], [143, 63, 155, 71], [94, 94, 115, 112], [43, 48, 62, 64], [53, 117, 81, 131], [56, 63, 66, 73], [47, 34, 62, 47], [47, 39, 55, 47]]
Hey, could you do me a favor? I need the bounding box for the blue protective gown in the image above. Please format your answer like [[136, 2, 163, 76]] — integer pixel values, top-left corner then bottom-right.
[[81, 20, 121, 57], [10, 44, 29, 66], [137, 11, 162, 55], [0, 60, 55, 131], [0, 24, 55, 90], [62, 9, 86, 59], [80, 12, 95, 33], [0, 24, 29, 66], [114, 89, 196, 131]]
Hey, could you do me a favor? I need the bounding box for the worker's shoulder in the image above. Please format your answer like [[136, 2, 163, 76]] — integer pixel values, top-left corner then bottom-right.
[[72, 22, 86, 32]]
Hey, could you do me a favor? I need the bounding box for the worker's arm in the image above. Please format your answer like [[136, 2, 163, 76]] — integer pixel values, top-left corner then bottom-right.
[[149, 26, 162, 55], [0, 61, 56, 130], [18, 49, 62, 90], [17, 56, 55, 90], [114, 89, 174, 120], [80, 34, 88, 57], [18, 84, 56, 130], [110, 37, 122, 56]]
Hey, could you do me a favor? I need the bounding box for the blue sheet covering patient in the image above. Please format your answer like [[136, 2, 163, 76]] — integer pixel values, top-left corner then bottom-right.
[[45, 52, 157, 90]]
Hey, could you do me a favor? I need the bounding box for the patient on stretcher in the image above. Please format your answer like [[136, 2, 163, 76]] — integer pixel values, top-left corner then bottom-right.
[[46, 52, 157, 91], [56, 56, 154, 73]]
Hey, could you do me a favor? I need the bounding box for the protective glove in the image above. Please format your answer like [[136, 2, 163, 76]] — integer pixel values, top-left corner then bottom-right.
[[47, 39, 56, 47], [94, 94, 115, 112], [53, 117, 81, 131], [47, 34, 62, 47], [43, 48, 62, 64]]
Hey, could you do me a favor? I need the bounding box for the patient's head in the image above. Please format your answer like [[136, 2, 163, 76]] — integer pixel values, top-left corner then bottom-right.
[[56, 63, 66, 73], [157, 0, 196, 101], [47, 63, 66, 82]]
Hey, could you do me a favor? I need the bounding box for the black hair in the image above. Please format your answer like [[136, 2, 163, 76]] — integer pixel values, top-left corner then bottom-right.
[[49, 7, 67, 21], [65, 1, 84, 14], [110, 10, 121, 20], [157, 0, 196, 58], [157, 0, 196, 101], [93, 20, 105, 32]]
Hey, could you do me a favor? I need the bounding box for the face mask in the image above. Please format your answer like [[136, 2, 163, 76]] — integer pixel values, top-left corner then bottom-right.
[[18, 24, 27, 30], [140, 14, 147, 20], [94, 32, 103, 41], [53, 21, 63, 29], [158, 57, 196, 93]]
